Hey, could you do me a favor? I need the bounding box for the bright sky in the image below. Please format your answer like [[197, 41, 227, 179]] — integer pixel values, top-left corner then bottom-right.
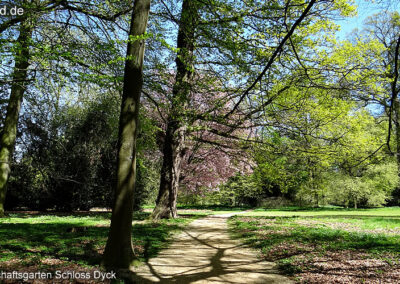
[[337, 0, 400, 39]]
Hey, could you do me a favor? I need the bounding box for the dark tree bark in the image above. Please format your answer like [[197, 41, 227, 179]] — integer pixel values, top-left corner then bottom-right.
[[387, 35, 400, 204], [0, 21, 32, 217], [151, 0, 199, 219], [394, 38, 400, 202], [152, 120, 186, 219], [102, 0, 151, 269]]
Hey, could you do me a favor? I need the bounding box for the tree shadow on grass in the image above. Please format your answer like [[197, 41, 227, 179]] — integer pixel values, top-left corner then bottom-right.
[[4, 211, 150, 220], [0, 216, 187, 270], [0, 223, 109, 267]]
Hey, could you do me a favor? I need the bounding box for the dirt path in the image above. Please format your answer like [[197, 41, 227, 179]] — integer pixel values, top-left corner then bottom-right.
[[129, 212, 294, 283]]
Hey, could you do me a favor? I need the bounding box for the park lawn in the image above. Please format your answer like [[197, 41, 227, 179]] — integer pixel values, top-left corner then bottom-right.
[[144, 205, 251, 216], [229, 207, 400, 283], [0, 211, 198, 281], [244, 206, 400, 217]]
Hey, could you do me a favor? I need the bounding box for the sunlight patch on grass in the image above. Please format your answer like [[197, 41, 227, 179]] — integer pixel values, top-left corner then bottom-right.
[[229, 208, 400, 283]]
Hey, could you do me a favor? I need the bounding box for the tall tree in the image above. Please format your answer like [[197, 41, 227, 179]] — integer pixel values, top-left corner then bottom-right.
[[0, 19, 32, 217], [370, 13, 400, 201], [151, 0, 199, 219], [102, 0, 151, 269], [149, 0, 355, 219], [333, 12, 400, 202]]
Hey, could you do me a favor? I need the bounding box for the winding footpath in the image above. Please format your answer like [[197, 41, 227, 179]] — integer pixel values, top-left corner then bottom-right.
[[128, 211, 294, 283]]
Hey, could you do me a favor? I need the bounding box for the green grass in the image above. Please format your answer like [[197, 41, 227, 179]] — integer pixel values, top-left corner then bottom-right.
[[142, 205, 251, 216], [0, 212, 197, 271], [143, 205, 252, 217], [229, 207, 400, 281], [177, 205, 252, 211], [323, 216, 400, 230], [245, 206, 400, 217]]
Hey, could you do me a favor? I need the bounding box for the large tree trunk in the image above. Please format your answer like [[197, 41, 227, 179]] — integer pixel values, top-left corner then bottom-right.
[[0, 22, 32, 217], [152, 120, 186, 219], [391, 35, 400, 205], [102, 0, 150, 270], [151, 0, 199, 219]]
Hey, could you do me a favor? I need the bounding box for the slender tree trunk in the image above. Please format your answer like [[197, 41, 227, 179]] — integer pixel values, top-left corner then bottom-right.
[[394, 99, 400, 205], [151, 0, 199, 219], [0, 22, 32, 217], [390, 35, 400, 205], [102, 0, 150, 270]]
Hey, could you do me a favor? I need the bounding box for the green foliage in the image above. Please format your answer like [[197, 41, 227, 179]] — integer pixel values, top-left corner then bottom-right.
[[134, 157, 160, 211], [326, 162, 398, 208], [246, 98, 388, 207], [204, 173, 260, 207], [253, 139, 309, 200], [6, 93, 160, 211]]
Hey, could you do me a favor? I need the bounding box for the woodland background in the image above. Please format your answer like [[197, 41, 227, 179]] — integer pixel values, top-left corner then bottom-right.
[[0, 0, 399, 219]]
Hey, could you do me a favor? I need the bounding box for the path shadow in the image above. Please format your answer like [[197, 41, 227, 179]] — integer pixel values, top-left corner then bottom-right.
[[122, 226, 285, 284]]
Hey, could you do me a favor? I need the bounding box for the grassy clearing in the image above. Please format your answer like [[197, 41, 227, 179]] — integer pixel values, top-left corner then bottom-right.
[[229, 207, 400, 283], [0, 211, 197, 278], [143, 205, 251, 217], [245, 206, 400, 217], [177, 205, 251, 211]]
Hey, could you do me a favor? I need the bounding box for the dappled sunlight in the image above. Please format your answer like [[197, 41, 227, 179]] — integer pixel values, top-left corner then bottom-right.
[[0, 213, 197, 280]]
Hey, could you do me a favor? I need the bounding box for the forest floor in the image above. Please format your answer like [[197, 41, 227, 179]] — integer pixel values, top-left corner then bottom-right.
[[229, 207, 400, 283], [130, 211, 294, 283]]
